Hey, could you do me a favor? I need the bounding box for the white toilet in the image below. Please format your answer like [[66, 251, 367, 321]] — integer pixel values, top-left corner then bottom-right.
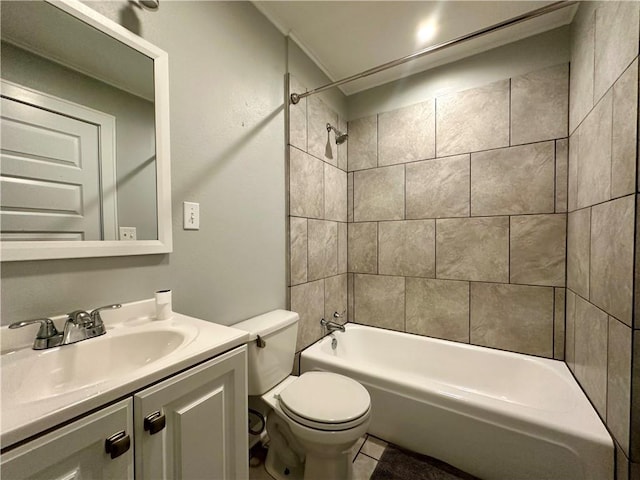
[[233, 310, 371, 480]]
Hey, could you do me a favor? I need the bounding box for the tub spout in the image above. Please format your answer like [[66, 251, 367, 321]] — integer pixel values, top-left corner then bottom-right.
[[320, 318, 345, 333]]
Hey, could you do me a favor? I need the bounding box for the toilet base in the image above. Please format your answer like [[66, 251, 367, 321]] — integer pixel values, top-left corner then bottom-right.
[[264, 444, 355, 480], [264, 444, 305, 480], [302, 449, 354, 480]]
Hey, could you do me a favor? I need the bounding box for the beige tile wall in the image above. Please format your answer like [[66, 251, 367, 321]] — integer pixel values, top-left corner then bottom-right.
[[566, 2, 639, 476], [288, 75, 348, 352], [348, 62, 568, 361]]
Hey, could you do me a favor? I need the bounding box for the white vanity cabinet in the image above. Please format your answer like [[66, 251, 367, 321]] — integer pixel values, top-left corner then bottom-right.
[[134, 347, 248, 480], [1, 399, 134, 480], [1, 346, 248, 480]]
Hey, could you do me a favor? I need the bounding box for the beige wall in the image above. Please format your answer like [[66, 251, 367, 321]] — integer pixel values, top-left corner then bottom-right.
[[565, 2, 639, 478], [345, 63, 569, 360]]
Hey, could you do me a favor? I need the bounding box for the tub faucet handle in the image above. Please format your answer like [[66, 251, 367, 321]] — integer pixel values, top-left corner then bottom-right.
[[333, 310, 346, 319]]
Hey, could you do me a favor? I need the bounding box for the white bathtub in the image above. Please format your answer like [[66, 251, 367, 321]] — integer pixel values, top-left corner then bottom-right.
[[300, 324, 613, 480]]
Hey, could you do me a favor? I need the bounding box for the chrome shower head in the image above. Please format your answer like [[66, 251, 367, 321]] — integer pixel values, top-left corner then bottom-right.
[[326, 123, 348, 145]]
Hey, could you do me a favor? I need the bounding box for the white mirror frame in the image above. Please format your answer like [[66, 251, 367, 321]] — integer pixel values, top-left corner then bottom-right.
[[1, 0, 172, 261]]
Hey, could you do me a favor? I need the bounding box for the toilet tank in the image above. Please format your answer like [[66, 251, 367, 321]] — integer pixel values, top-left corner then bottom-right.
[[233, 310, 299, 395]]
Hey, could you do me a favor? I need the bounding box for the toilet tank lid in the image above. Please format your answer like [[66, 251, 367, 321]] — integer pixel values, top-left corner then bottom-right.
[[232, 309, 299, 340]]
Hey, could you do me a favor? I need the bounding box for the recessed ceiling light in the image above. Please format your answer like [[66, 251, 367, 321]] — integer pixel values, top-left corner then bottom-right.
[[416, 20, 437, 44]]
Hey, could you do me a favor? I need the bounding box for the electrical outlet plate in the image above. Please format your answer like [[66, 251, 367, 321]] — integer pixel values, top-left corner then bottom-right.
[[183, 202, 200, 230], [119, 227, 137, 240]]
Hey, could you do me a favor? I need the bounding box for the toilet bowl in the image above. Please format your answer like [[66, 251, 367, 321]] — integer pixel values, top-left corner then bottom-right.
[[233, 310, 371, 480], [262, 373, 370, 480]]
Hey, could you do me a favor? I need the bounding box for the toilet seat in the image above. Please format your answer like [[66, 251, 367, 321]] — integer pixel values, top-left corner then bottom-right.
[[277, 371, 371, 431]]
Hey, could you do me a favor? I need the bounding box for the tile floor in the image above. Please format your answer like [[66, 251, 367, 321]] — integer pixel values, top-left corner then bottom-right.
[[249, 434, 388, 480]]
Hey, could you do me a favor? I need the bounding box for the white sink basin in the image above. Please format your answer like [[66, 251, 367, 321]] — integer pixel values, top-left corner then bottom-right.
[[2, 329, 188, 405], [1, 299, 249, 448]]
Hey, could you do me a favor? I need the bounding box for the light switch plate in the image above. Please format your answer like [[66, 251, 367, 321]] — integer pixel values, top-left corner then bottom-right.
[[183, 202, 200, 230]]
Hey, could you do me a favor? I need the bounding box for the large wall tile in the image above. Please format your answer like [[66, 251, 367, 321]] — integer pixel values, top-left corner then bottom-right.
[[612, 59, 638, 198], [471, 142, 555, 216], [353, 165, 404, 221], [637, 200, 640, 330], [566, 289, 576, 372], [554, 288, 565, 360], [325, 274, 347, 323], [406, 278, 469, 343], [348, 222, 377, 274], [569, 3, 595, 132], [511, 64, 569, 145], [338, 222, 347, 274], [470, 283, 554, 357], [608, 317, 632, 455], [378, 101, 435, 166], [348, 115, 377, 171], [288, 75, 307, 152], [324, 163, 347, 222], [290, 217, 307, 286], [510, 214, 566, 287], [631, 331, 640, 461], [290, 279, 324, 351], [337, 116, 348, 171], [567, 208, 590, 299], [354, 274, 404, 331], [556, 139, 568, 213], [290, 147, 323, 219], [590, 195, 634, 326], [593, 1, 640, 103], [406, 155, 470, 219], [307, 219, 337, 281], [436, 79, 510, 157], [378, 220, 435, 277], [436, 217, 509, 283], [568, 133, 578, 212], [574, 295, 608, 418], [577, 92, 612, 209], [617, 444, 630, 480], [308, 95, 338, 166], [347, 172, 354, 222], [347, 273, 354, 323]]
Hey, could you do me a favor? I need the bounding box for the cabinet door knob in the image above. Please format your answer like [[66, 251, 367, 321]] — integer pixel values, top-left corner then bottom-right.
[[105, 431, 131, 459], [143, 411, 166, 435]]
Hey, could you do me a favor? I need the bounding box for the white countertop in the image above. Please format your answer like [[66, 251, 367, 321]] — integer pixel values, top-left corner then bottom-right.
[[1, 300, 249, 449]]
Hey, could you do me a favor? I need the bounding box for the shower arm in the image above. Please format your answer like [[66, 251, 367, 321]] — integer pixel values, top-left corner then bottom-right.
[[290, 0, 577, 105]]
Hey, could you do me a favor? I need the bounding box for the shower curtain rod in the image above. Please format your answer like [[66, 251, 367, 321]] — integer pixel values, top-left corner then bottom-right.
[[290, 0, 577, 105]]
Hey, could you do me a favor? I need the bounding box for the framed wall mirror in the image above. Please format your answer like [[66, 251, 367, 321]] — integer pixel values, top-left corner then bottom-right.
[[0, 0, 172, 261]]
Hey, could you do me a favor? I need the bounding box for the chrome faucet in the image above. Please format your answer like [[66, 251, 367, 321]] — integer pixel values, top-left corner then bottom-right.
[[320, 315, 345, 333], [8, 304, 121, 350]]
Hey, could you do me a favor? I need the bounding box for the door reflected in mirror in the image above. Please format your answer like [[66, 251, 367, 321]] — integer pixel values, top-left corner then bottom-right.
[[1, 0, 158, 242]]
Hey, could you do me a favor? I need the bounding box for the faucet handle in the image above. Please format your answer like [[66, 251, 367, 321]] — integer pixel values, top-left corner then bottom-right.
[[333, 310, 346, 319], [90, 304, 122, 325], [9, 318, 59, 339], [67, 310, 92, 326]]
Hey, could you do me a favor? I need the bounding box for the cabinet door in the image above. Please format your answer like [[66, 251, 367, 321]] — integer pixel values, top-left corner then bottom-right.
[[134, 346, 248, 480], [1, 399, 133, 480]]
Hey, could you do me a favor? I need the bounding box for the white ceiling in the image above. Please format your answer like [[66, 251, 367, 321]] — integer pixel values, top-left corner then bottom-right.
[[253, 1, 577, 96]]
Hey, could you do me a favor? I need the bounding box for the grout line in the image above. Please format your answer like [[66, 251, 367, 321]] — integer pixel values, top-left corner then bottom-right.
[[346, 138, 559, 174]]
